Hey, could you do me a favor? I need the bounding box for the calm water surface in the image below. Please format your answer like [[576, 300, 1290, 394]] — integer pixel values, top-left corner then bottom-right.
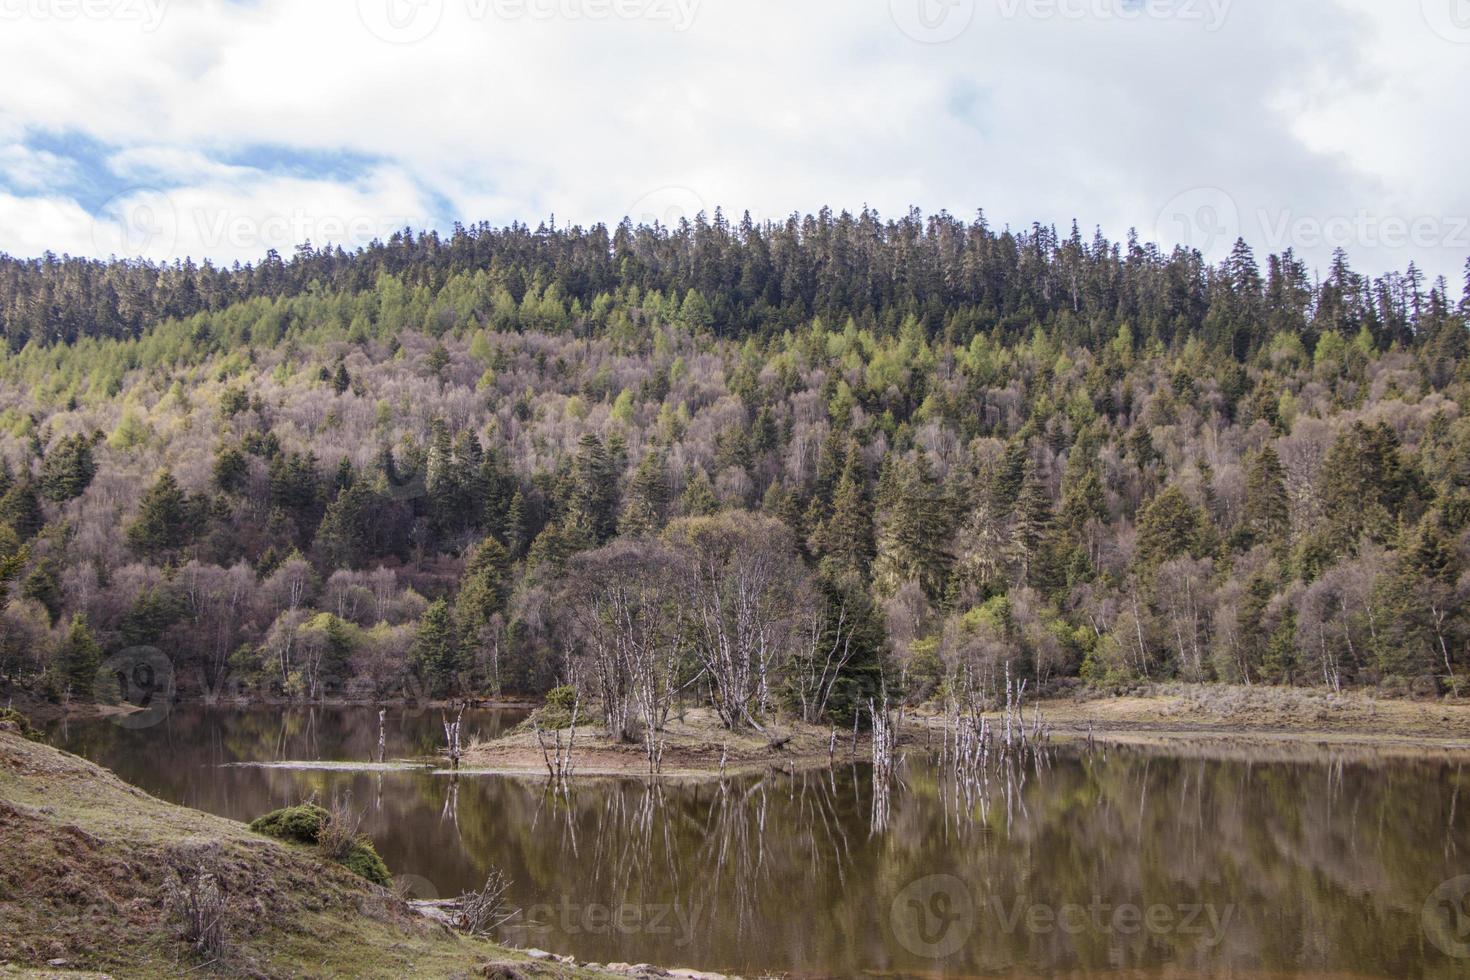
[[44, 707, 1470, 979]]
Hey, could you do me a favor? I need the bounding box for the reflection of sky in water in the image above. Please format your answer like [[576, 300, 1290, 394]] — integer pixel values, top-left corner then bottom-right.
[[47, 708, 1470, 978]]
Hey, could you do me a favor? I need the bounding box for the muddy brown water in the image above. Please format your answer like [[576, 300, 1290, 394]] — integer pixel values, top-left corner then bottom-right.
[[43, 706, 1470, 978]]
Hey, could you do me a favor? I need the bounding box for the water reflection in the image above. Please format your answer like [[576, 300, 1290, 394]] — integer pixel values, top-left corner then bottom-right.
[[44, 708, 1470, 978]]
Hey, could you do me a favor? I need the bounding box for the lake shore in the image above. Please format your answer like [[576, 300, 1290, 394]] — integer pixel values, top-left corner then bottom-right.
[[1019, 684, 1470, 758], [461, 687, 1470, 777], [460, 707, 854, 778], [0, 727, 737, 979]]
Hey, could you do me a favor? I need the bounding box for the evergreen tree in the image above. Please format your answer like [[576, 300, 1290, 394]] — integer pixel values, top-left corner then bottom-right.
[[504, 489, 529, 557], [1008, 461, 1053, 584], [126, 470, 191, 558], [0, 480, 42, 540], [213, 445, 249, 494], [620, 451, 670, 538], [39, 433, 96, 503], [317, 482, 382, 569], [1319, 421, 1419, 557], [681, 467, 718, 518], [53, 614, 102, 699], [564, 433, 619, 546], [810, 445, 873, 579], [21, 558, 62, 624], [413, 599, 465, 697], [1242, 445, 1289, 549], [873, 454, 953, 600], [456, 537, 512, 638], [1134, 486, 1206, 571]]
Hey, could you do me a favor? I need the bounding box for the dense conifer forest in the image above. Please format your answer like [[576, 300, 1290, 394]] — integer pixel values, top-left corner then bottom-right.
[[3, 208, 1469, 716]]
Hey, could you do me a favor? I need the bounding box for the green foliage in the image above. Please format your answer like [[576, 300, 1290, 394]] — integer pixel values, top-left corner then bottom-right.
[[249, 804, 330, 844], [39, 434, 96, 502], [248, 804, 390, 886], [1242, 445, 1289, 551], [1, 214, 1467, 700], [1135, 487, 1208, 572], [873, 454, 953, 600], [0, 481, 42, 540], [339, 840, 391, 887], [1319, 421, 1421, 558], [126, 470, 192, 558], [412, 599, 465, 698], [0, 706, 44, 741], [52, 615, 102, 699]]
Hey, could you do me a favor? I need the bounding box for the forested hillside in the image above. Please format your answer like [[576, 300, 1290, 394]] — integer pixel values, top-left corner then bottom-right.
[[2, 209, 1469, 718]]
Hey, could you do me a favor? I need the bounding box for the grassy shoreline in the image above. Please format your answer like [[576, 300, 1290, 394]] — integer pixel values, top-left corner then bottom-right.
[[0, 728, 698, 979]]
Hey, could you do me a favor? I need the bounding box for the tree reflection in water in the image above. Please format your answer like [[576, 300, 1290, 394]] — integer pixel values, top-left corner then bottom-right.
[[46, 707, 1470, 978]]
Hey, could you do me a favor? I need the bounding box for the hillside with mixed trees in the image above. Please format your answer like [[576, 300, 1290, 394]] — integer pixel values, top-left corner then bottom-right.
[[2, 208, 1469, 721]]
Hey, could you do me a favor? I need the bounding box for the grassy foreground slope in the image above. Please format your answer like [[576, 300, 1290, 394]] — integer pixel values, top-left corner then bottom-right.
[[0, 729, 598, 979]]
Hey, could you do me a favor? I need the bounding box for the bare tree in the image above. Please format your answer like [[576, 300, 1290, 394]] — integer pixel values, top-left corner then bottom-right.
[[667, 512, 806, 731], [562, 539, 688, 770]]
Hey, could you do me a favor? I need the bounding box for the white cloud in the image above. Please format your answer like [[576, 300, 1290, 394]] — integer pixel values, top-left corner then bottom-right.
[[0, 144, 79, 191], [83, 166, 438, 263], [0, 0, 1465, 282]]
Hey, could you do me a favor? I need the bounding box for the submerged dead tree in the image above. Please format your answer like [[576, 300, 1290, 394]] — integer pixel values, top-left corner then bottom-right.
[[535, 693, 579, 782], [442, 702, 464, 770]]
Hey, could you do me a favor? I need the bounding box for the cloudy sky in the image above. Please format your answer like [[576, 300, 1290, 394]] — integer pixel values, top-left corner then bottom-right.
[[1, 0, 1467, 284]]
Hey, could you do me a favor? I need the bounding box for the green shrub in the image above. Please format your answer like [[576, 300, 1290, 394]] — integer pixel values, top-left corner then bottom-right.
[[544, 685, 578, 711], [248, 803, 392, 887], [0, 707, 43, 742], [340, 840, 391, 886], [249, 804, 329, 845]]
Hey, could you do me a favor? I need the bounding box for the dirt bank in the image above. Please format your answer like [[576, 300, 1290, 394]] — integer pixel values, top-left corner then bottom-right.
[[1014, 684, 1470, 758], [461, 707, 856, 778]]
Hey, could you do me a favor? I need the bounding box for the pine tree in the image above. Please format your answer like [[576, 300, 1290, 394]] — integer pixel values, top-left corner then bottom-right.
[[0, 480, 42, 540], [213, 445, 249, 494], [413, 599, 465, 698], [1319, 421, 1419, 556], [990, 439, 1029, 514], [1008, 461, 1053, 583], [810, 445, 873, 578], [21, 558, 62, 624], [457, 537, 511, 637], [564, 433, 619, 546], [39, 433, 96, 503], [681, 467, 718, 518], [1242, 445, 1289, 549], [53, 614, 102, 699], [620, 451, 670, 538], [504, 490, 528, 557], [126, 470, 191, 558], [316, 482, 380, 570], [873, 455, 953, 600], [1134, 486, 1205, 571]]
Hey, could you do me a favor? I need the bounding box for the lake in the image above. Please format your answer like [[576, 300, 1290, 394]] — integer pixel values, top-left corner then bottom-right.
[[44, 706, 1470, 978]]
